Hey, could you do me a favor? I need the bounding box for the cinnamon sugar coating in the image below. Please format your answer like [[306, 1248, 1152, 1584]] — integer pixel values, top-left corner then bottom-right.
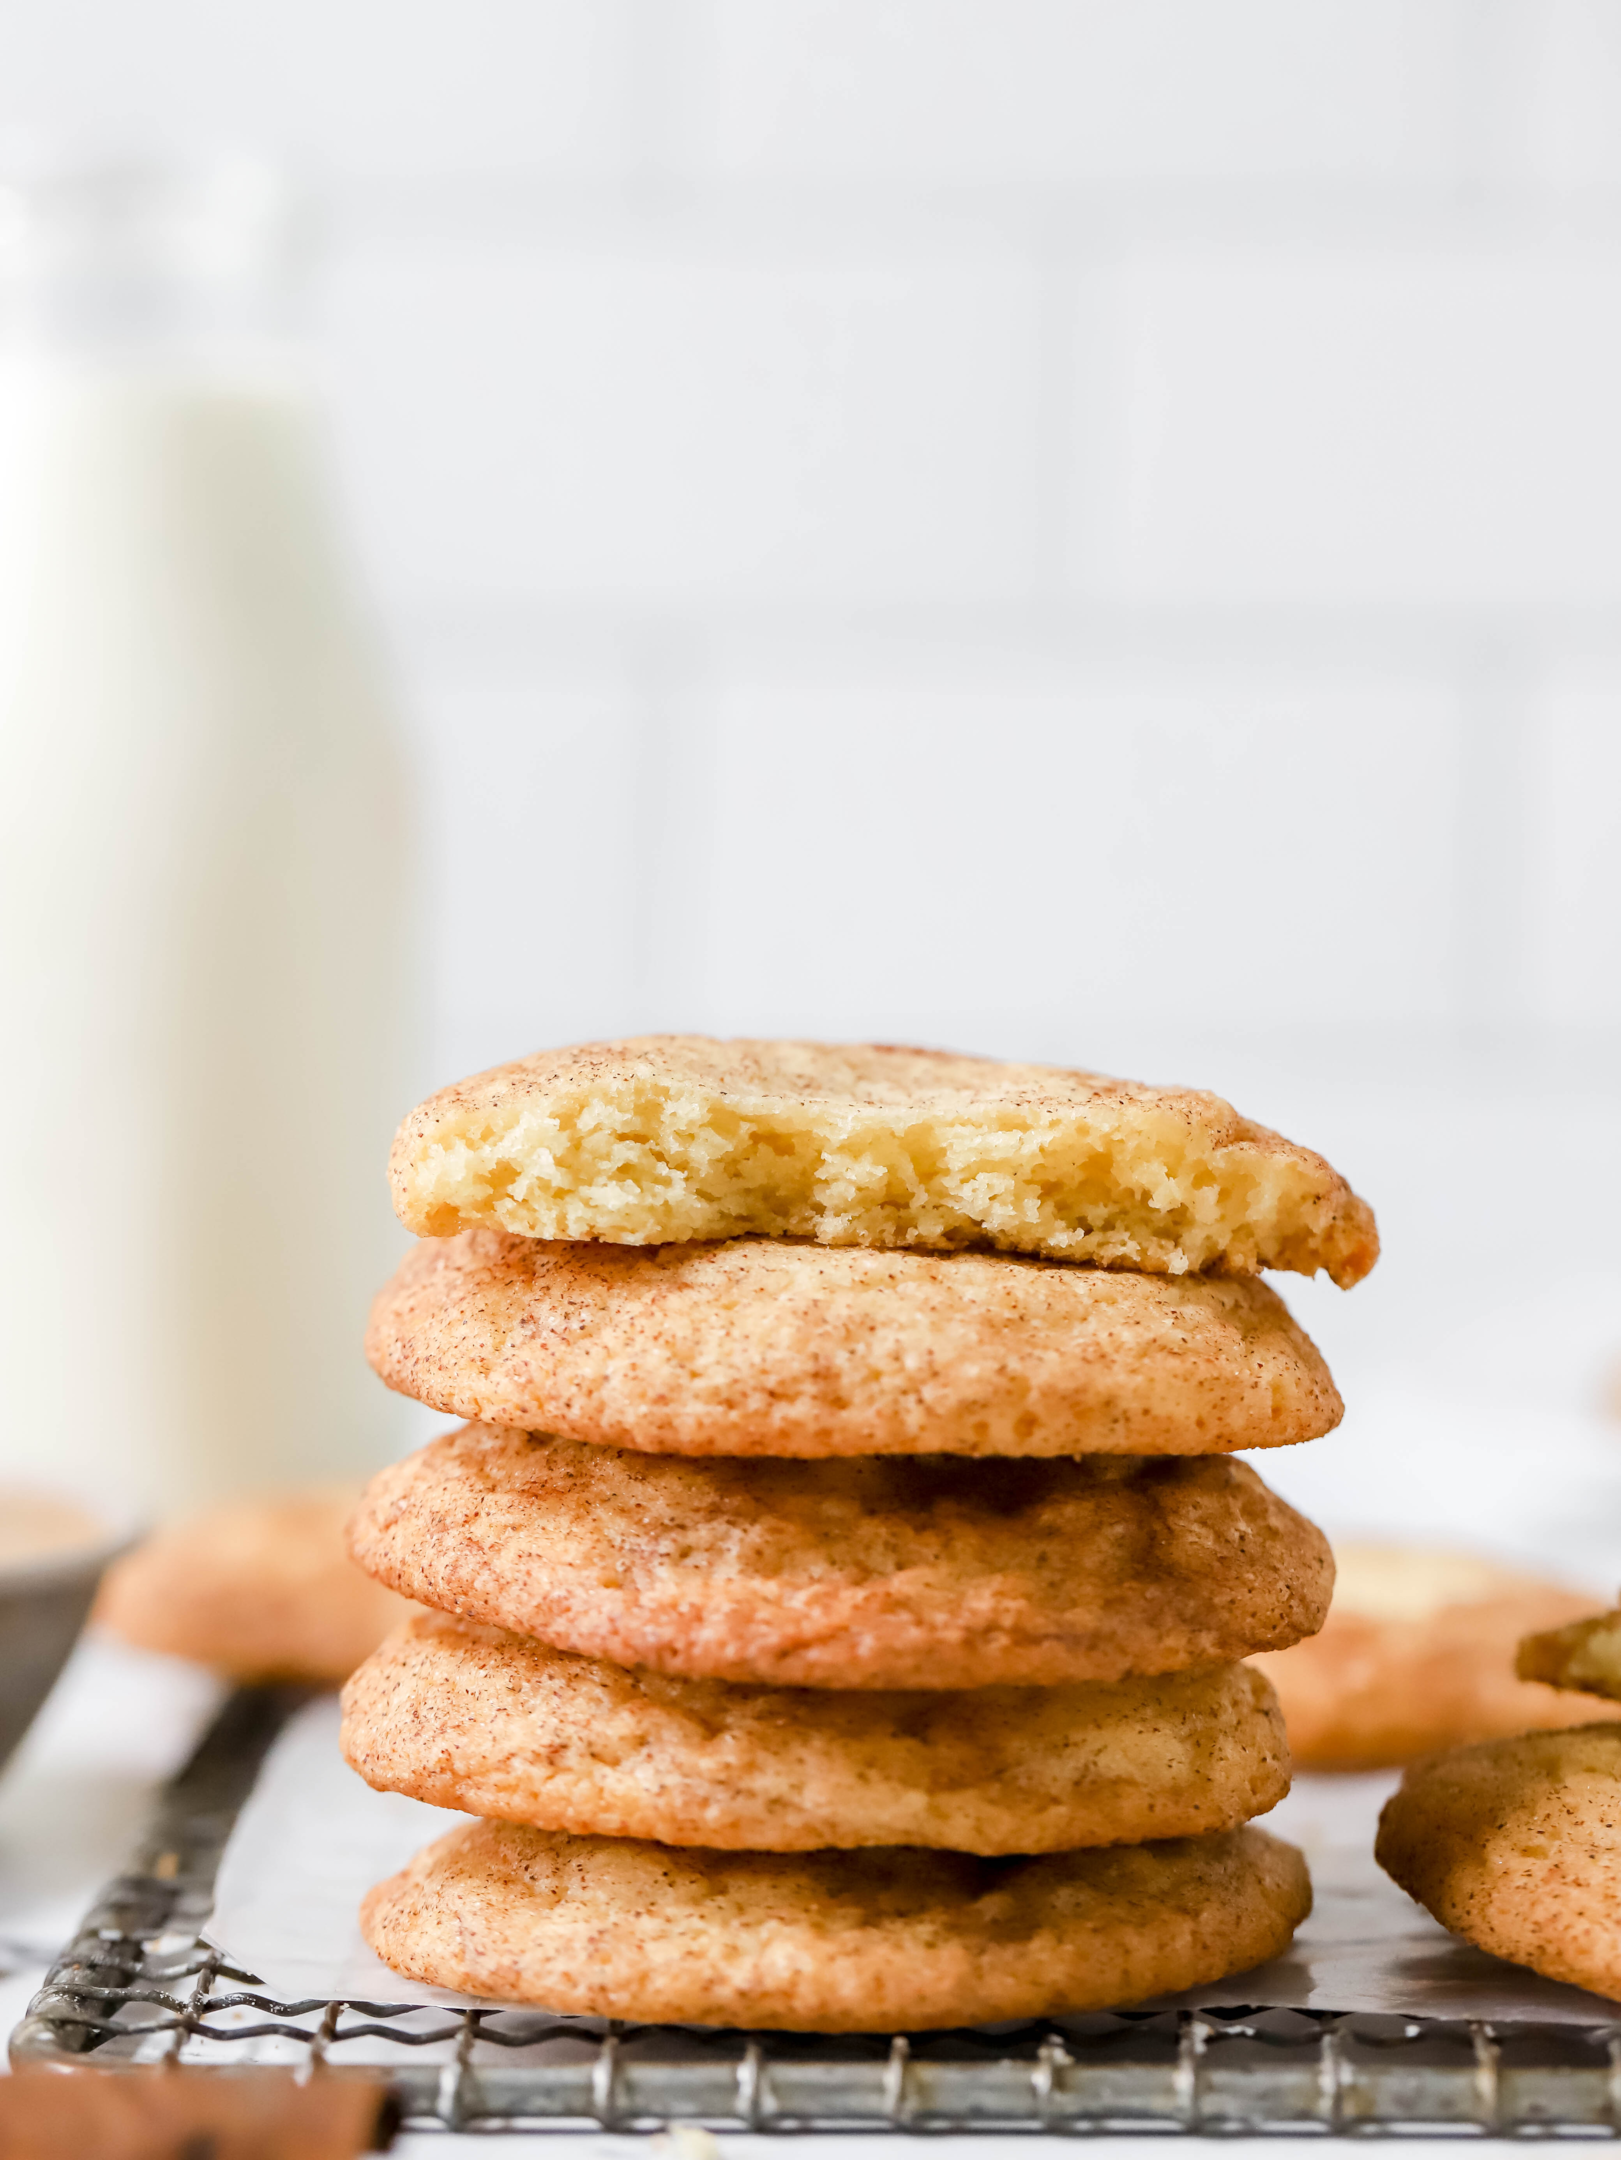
[[1377, 1726, 1621, 2002], [367, 1232, 1342, 1457], [347, 1426, 1333, 1689], [341, 1611, 1291, 1852], [362, 1818, 1312, 2028]]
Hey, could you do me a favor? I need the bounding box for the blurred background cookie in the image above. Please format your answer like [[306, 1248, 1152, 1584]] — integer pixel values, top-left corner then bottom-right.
[[1250, 1542, 1618, 1771], [96, 1487, 411, 1685]]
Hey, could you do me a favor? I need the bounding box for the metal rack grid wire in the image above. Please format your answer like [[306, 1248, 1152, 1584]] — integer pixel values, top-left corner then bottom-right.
[[13, 1684, 1621, 2135]]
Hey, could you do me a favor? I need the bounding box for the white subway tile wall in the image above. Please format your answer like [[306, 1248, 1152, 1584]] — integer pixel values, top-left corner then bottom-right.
[[1071, 249, 1621, 608], [1526, 668, 1621, 1029], [661, 662, 1464, 1037], [0, 0, 638, 179], [327, 238, 1047, 606], [691, 0, 1470, 184], [6, 0, 1621, 1425], [407, 659, 645, 1068]]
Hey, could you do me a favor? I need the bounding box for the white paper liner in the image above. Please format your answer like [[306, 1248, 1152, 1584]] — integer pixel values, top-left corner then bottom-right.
[[209, 1694, 1615, 2025]]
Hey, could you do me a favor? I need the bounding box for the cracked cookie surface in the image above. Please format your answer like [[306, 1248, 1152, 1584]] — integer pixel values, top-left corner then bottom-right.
[[348, 1426, 1334, 1689], [362, 1818, 1312, 2028], [342, 1610, 1291, 1852]]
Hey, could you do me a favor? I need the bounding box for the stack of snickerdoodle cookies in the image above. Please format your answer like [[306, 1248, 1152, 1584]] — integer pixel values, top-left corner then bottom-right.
[[342, 1038, 1376, 2031]]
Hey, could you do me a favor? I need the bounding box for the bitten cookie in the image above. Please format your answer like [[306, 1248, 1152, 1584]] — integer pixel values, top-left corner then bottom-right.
[[361, 1820, 1312, 2028], [1250, 1544, 1614, 1771], [367, 1232, 1342, 1458], [347, 1427, 1333, 1689], [1376, 1726, 1621, 2002], [97, 1488, 411, 1685], [388, 1036, 1377, 1284], [341, 1611, 1291, 1853], [1518, 1606, 1621, 1700]]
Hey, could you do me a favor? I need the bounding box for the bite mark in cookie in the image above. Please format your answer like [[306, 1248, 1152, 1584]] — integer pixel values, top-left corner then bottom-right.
[[388, 1036, 1377, 1285]]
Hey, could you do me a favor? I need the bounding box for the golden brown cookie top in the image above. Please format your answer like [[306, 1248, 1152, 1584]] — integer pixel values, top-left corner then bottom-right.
[[361, 1817, 1312, 2028], [387, 1035, 1378, 1285], [1253, 1544, 1612, 1773], [366, 1230, 1343, 1457], [340, 1610, 1290, 1854], [347, 1426, 1334, 1688]]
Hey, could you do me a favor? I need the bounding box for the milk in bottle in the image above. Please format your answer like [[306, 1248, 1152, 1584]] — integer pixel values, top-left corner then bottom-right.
[[0, 155, 413, 1511]]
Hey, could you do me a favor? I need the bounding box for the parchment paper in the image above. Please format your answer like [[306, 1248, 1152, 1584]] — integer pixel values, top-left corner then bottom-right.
[[209, 1696, 1616, 2024]]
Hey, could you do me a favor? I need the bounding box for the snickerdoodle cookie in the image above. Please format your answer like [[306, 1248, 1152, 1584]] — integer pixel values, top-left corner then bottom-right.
[[367, 1232, 1341, 1458], [361, 1819, 1311, 2028], [1518, 1605, 1621, 1699], [1251, 1544, 1614, 1771], [97, 1488, 411, 1685], [347, 1427, 1333, 1689], [387, 1037, 1377, 1285], [1376, 1726, 1621, 2002], [341, 1611, 1290, 1853]]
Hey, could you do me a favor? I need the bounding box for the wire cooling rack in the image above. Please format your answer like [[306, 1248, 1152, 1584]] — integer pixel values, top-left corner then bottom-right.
[[13, 1686, 1621, 2136]]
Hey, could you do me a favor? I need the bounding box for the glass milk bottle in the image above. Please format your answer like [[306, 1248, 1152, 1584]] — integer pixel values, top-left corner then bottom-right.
[[0, 154, 413, 1514]]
